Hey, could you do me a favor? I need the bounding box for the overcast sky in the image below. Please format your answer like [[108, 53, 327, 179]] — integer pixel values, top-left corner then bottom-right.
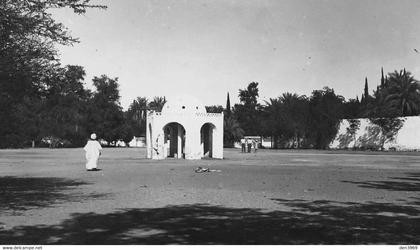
[[53, 0, 420, 110]]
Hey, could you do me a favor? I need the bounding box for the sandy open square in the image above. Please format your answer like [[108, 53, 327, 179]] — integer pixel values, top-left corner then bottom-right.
[[0, 148, 419, 244]]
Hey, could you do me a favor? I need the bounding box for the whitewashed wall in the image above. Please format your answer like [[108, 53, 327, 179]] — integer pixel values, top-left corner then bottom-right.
[[330, 116, 420, 151], [129, 137, 146, 147], [146, 111, 224, 159]]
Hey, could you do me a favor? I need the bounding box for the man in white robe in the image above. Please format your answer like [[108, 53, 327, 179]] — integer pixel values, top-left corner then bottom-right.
[[84, 133, 102, 171]]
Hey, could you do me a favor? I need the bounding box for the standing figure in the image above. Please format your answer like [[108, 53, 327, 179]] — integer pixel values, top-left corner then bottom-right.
[[247, 139, 252, 153], [252, 139, 258, 153], [154, 135, 160, 156], [154, 134, 165, 159], [241, 138, 246, 153], [84, 133, 102, 171]]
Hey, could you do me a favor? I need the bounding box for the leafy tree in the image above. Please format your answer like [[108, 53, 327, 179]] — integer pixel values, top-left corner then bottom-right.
[[239, 82, 259, 106], [234, 82, 262, 135], [342, 98, 362, 119], [0, 0, 105, 148], [365, 92, 392, 119], [11, 95, 43, 147], [369, 117, 405, 150], [118, 120, 134, 147], [0, 0, 105, 89], [306, 87, 344, 149], [88, 75, 125, 145], [337, 119, 361, 149], [356, 125, 382, 151], [348, 119, 361, 148], [0, 61, 46, 147], [40, 65, 91, 147]]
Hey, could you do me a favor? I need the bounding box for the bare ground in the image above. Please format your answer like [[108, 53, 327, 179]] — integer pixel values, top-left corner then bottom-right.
[[0, 148, 419, 244]]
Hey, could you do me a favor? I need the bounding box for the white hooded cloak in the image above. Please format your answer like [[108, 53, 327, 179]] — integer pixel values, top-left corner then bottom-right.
[[84, 140, 102, 170]]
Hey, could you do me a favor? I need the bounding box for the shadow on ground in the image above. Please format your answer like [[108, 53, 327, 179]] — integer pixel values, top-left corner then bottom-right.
[[0, 176, 108, 213], [1, 199, 419, 245], [342, 172, 420, 191]]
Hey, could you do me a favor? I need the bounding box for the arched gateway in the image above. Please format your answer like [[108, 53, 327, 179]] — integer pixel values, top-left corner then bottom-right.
[[146, 96, 223, 160]]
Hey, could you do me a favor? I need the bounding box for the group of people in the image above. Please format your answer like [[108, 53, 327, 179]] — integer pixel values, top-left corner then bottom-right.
[[84, 134, 260, 171], [240, 138, 258, 153]]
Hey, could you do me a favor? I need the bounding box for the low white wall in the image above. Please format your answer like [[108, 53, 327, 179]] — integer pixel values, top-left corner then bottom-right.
[[330, 116, 420, 151], [129, 137, 146, 147]]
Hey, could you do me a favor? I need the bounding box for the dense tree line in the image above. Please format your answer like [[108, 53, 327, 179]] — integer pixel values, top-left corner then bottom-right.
[[230, 68, 420, 149], [0, 0, 109, 148], [0, 0, 168, 148]]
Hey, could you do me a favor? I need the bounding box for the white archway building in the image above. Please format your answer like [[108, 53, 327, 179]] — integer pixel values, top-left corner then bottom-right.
[[146, 96, 224, 160]]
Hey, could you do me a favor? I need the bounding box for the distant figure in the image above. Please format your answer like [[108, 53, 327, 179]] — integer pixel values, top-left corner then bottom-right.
[[84, 133, 102, 171], [252, 139, 258, 153], [154, 134, 162, 156], [241, 138, 246, 153], [247, 139, 252, 153]]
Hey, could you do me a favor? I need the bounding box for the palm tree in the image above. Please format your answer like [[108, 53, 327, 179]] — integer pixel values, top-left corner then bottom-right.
[[277, 93, 309, 148], [263, 97, 283, 148], [385, 69, 420, 116], [127, 97, 148, 136], [223, 116, 244, 147], [148, 96, 166, 112]]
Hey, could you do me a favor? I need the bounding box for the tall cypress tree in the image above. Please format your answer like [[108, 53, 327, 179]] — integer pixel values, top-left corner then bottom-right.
[[361, 77, 370, 105], [364, 77, 369, 99], [225, 92, 231, 116], [381, 67, 385, 87]]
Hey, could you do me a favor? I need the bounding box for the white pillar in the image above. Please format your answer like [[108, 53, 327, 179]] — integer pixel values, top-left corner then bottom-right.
[[212, 115, 224, 159], [146, 117, 151, 159], [209, 126, 213, 158], [177, 124, 182, 158]]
